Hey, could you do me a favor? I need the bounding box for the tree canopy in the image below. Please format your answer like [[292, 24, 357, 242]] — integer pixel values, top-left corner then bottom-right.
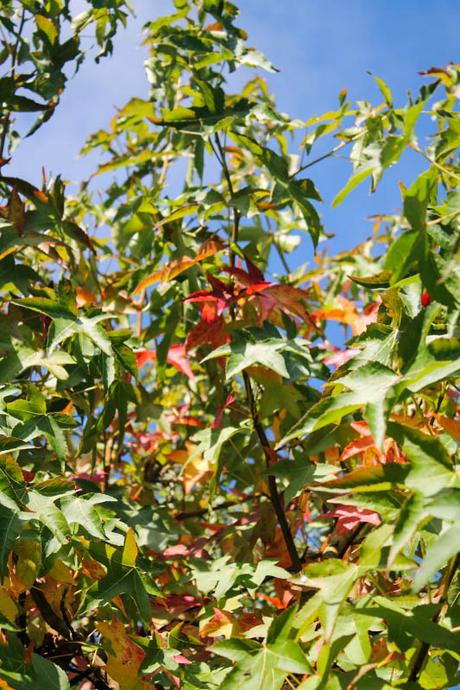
[[0, 1, 459, 689]]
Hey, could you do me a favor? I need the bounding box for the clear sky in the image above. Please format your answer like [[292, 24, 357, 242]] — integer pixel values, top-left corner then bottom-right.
[[9, 0, 460, 262]]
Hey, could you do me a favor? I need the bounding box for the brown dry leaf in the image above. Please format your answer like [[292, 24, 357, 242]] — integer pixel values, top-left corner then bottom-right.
[[7, 188, 25, 233]]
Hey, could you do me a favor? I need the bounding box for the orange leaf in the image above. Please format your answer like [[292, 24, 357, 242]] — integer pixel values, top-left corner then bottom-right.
[[76, 287, 97, 308], [437, 415, 460, 441], [0, 680, 15, 690], [133, 239, 224, 293]]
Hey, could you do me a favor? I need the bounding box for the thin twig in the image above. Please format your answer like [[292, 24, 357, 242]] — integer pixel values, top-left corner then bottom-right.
[[243, 371, 302, 572], [410, 143, 460, 183], [288, 140, 349, 179], [0, 8, 26, 162], [174, 496, 259, 520], [214, 132, 240, 266]]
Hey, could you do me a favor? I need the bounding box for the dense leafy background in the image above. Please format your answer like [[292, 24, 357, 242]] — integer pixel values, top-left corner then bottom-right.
[[0, 1, 459, 689]]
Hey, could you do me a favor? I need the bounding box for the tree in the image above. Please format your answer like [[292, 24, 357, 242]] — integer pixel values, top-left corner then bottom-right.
[[0, 1, 459, 688]]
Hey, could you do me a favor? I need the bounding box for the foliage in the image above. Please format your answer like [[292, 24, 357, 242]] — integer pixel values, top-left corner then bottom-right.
[[0, 1, 459, 689]]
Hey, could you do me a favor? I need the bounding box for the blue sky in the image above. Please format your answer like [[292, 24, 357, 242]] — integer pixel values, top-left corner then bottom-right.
[[9, 0, 460, 262]]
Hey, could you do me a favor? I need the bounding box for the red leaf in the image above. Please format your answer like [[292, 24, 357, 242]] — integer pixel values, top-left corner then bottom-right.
[[323, 348, 360, 368], [173, 654, 192, 665], [211, 393, 235, 429], [245, 256, 265, 283], [340, 435, 377, 461], [166, 344, 195, 380], [320, 504, 381, 536], [136, 350, 156, 368], [185, 315, 230, 352], [136, 346, 195, 380]]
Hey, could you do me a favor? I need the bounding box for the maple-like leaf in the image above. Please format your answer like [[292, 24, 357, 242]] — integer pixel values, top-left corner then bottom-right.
[[166, 344, 195, 380], [224, 258, 313, 325]]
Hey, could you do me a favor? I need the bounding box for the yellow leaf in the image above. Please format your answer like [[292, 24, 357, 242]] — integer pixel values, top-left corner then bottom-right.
[[0, 587, 18, 622], [14, 540, 41, 589], [47, 560, 75, 585], [96, 616, 151, 690], [121, 528, 138, 568], [36, 15, 58, 44]]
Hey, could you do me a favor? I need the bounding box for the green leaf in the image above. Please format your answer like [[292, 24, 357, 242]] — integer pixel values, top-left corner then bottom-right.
[[358, 601, 460, 654], [35, 15, 58, 44], [229, 342, 289, 379], [29, 653, 71, 690], [60, 494, 116, 540], [413, 525, 460, 592], [388, 492, 426, 566], [26, 491, 70, 543], [0, 455, 26, 506], [215, 636, 311, 690], [0, 505, 22, 578], [302, 560, 359, 640], [387, 423, 455, 496], [371, 74, 393, 107], [403, 168, 437, 232], [332, 166, 376, 207]]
